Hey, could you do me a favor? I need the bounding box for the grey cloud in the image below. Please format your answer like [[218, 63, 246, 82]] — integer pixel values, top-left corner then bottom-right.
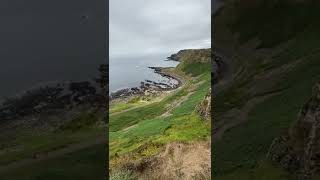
[[110, 0, 211, 58]]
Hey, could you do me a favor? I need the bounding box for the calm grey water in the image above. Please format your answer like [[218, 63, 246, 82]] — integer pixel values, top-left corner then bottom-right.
[[109, 53, 179, 93]]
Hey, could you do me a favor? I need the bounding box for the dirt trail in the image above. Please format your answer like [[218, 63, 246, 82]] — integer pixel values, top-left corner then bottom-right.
[[139, 140, 211, 180], [110, 99, 158, 116], [212, 47, 306, 141], [110, 71, 187, 117], [160, 80, 205, 118], [213, 92, 281, 141], [160, 90, 194, 118], [0, 135, 106, 173], [110, 89, 183, 118]]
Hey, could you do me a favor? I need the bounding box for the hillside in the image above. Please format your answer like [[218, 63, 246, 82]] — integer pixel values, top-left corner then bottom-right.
[[167, 48, 211, 76], [213, 0, 320, 179], [109, 49, 211, 179], [0, 81, 107, 179]]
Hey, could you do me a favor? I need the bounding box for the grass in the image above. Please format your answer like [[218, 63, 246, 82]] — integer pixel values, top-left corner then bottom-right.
[[59, 111, 102, 131], [179, 62, 211, 76], [0, 127, 105, 166], [109, 79, 194, 132], [230, 0, 320, 48], [172, 75, 211, 116], [215, 51, 320, 178], [109, 96, 155, 114], [0, 109, 106, 166], [216, 31, 320, 173], [0, 109, 107, 179], [0, 144, 107, 180], [109, 69, 211, 165], [109, 97, 168, 132], [214, 2, 320, 178], [216, 160, 292, 180], [154, 114, 210, 144], [110, 170, 135, 180]]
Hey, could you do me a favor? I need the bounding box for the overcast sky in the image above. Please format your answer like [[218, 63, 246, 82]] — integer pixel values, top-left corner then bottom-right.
[[110, 0, 211, 59]]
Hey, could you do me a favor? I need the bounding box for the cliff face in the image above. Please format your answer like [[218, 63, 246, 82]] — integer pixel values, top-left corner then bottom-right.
[[169, 49, 211, 120], [168, 48, 211, 64], [168, 48, 211, 77], [268, 83, 320, 179]]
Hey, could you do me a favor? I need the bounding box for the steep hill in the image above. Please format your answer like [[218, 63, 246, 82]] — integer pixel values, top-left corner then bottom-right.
[[0, 81, 107, 179], [169, 48, 211, 76], [268, 83, 320, 179], [109, 49, 211, 179], [213, 0, 320, 179]]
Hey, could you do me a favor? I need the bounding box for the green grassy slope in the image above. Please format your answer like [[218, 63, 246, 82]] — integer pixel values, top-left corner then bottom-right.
[[213, 0, 320, 179], [0, 111, 107, 179], [176, 48, 211, 76], [109, 49, 211, 176], [1, 144, 107, 180], [229, 0, 320, 48]]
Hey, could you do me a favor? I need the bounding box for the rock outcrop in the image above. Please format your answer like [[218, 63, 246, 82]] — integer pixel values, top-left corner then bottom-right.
[[167, 49, 211, 63], [268, 83, 320, 180], [109, 67, 181, 100], [197, 89, 211, 121], [0, 81, 104, 123], [212, 50, 225, 83]]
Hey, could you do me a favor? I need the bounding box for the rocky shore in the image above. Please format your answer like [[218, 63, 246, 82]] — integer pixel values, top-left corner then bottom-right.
[[109, 66, 182, 100], [0, 81, 105, 123]]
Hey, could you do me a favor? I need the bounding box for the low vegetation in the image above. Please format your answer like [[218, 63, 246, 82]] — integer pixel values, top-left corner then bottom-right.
[[0, 110, 107, 179], [213, 0, 320, 179], [109, 49, 211, 179]]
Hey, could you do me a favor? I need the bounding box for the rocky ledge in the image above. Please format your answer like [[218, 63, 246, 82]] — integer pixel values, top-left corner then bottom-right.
[[0, 81, 105, 123], [196, 88, 211, 121], [267, 83, 320, 179], [109, 67, 182, 100]]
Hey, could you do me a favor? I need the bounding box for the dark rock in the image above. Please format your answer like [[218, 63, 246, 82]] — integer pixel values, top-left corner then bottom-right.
[[267, 83, 320, 179], [196, 89, 211, 121], [0, 81, 103, 123], [212, 51, 225, 84]]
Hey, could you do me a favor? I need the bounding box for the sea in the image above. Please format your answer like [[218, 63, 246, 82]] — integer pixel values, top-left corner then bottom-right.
[[109, 53, 180, 93], [0, 53, 178, 104]]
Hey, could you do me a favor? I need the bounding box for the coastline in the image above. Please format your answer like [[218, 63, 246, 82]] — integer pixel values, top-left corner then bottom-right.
[[109, 66, 183, 101]]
